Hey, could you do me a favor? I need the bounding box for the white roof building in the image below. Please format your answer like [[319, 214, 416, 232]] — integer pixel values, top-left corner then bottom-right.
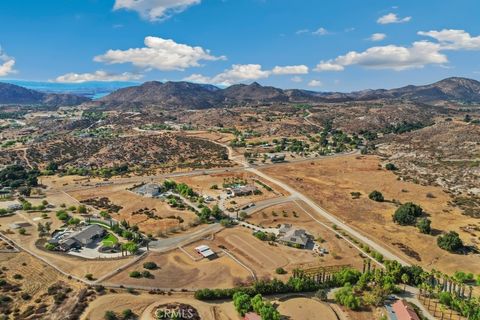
[[195, 245, 216, 258]]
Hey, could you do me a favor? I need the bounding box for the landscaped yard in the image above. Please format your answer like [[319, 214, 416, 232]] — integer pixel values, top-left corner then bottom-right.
[[102, 233, 118, 246]]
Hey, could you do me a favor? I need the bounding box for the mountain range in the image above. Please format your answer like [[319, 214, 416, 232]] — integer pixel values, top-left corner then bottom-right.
[[97, 77, 480, 109], [1, 77, 480, 108], [0, 82, 90, 106]]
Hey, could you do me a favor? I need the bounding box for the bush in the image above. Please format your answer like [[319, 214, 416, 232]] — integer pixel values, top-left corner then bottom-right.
[[104, 311, 118, 320], [275, 267, 287, 275], [393, 202, 423, 226], [143, 262, 157, 270], [368, 190, 384, 202], [416, 218, 431, 234], [385, 163, 398, 171], [129, 271, 142, 278], [437, 231, 463, 252], [335, 284, 361, 310]]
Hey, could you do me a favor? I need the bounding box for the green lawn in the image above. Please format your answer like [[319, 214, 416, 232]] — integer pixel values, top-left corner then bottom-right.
[[102, 233, 118, 246]]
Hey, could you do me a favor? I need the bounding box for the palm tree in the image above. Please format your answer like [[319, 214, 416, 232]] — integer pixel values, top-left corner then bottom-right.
[[401, 273, 410, 292]]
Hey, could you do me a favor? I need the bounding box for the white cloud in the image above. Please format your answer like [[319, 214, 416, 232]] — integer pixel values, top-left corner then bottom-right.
[[0, 59, 15, 77], [308, 80, 322, 87], [377, 13, 411, 24], [291, 76, 303, 83], [296, 29, 310, 35], [113, 0, 201, 21], [314, 61, 345, 72], [0, 48, 16, 77], [182, 73, 211, 83], [94, 36, 225, 71], [315, 41, 447, 72], [54, 70, 143, 83], [272, 65, 309, 75], [184, 64, 270, 86], [211, 64, 270, 85], [418, 29, 480, 50], [312, 27, 329, 36], [369, 33, 387, 41]]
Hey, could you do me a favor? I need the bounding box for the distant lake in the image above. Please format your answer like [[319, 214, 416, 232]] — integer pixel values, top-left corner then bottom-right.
[[0, 80, 138, 100]]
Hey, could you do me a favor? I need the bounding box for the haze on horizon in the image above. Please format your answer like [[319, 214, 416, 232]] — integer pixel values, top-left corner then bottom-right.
[[1, 0, 480, 91]]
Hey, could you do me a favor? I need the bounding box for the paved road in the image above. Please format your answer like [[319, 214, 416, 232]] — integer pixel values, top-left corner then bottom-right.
[[148, 223, 223, 252], [241, 195, 298, 215], [247, 166, 410, 266]]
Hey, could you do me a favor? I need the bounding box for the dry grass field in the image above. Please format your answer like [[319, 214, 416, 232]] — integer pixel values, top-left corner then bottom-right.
[[246, 201, 366, 269], [107, 249, 252, 289], [0, 252, 85, 320], [261, 154, 480, 274], [213, 227, 364, 280], [81, 292, 240, 320]]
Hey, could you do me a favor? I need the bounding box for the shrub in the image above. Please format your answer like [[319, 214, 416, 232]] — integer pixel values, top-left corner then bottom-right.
[[368, 190, 384, 202], [275, 267, 287, 275], [129, 271, 142, 278], [437, 231, 463, 252], [393, 202, 423, 226], [104, 311, 117, 320], [416, 218, 431, 234], [143, 262, 157, 270], [385, 163, 398, 171]]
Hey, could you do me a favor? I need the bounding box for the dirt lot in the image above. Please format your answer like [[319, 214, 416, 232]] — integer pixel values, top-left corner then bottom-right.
[[0, 251, 85, 320], [81, 292, 240, 320], [107, 249, 252, 289], [275, 297, 337, 320], [261, 154, 480, 274], [245, 201, 365, 269], [212, 226, 363, 280], [67, 184, 198, 235]]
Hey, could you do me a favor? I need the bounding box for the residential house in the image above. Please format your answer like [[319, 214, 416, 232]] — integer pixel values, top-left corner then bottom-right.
[[278, 224, 310, 248], [389, 299, 420, 320]]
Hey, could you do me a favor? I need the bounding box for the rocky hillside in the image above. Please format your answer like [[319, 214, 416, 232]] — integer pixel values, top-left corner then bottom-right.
[[97, 77, 480, 109], [0, 82, 90, 106], [352, 77, 480, 102]]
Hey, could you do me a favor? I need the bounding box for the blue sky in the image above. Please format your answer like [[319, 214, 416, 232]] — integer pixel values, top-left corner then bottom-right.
[[1, 0, 480, 91]]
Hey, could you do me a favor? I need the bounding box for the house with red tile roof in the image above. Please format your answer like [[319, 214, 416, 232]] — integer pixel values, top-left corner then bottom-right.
[[390, 299, 420, 320]]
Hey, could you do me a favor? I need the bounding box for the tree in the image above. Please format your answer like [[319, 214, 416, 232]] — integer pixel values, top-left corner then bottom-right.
[[77, 205, 87, 214], [122, 242, 139, 255], [143, 262, 157, 270], [259, 302, 280, 320], [104, 311, 117, 320], [18, 228, 26, 235], [233, 292, 252, 316], [18, 186, 31, 197], [122, 309, 135, 319], [315, 288, 328, 301], [401, 273, 410, 292], [437, 231, 463, 252], [385, 163, 398, 171], [368, 190, 384, 202], [275, 267, 287, 275], [393, 202, 423, 226], [335, 284, 361, 310], [416, 218, 431, 234]]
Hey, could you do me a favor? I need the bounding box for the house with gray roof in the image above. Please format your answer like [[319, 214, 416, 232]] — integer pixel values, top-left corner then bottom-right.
[[135, 183, 162, 197], [278, 224, 310, 248]]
